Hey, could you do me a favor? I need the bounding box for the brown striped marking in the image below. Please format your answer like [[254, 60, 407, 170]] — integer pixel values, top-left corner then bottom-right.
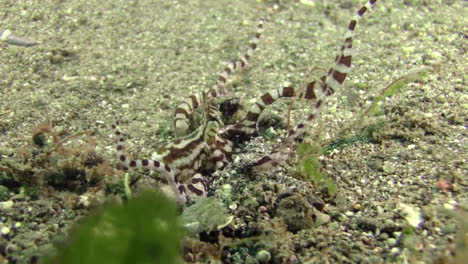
[[261, 93, 275, 105], [188, 184, 204, 196], [252, 0, 379, 172], [304, 82, 317, 100]]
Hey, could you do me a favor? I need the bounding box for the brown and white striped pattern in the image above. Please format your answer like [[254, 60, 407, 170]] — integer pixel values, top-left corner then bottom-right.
[[222, 86, 297, 139], [113, 122, 187, 204], [253, 0, 378, 170], [173, 17, 265, 137], [113, 0, 382, 204], [113, 96, 231, 204]]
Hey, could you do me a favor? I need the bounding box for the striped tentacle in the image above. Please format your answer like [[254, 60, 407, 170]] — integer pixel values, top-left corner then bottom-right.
[[112, 123, 188, 204], [214, 16, 265, 96], [173, 93, 203, 137], [206, 115, 235, 171], [222, 86, 298, 141], [254, 0, 378, 170], [208, 135, 234, 170], [195, 99, 235, 172], [113, 95, 226, 203], [219, 82, 326, 168], [113, 121, 213, 203], [173, 17, 265, 137], [221, 81, 326, 143], [155, 98, 213, 175]]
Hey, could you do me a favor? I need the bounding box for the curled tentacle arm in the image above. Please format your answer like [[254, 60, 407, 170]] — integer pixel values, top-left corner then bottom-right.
[[173, 17, 266, 137], [112, 123, 188, 204], [253, 0, 379, 171]]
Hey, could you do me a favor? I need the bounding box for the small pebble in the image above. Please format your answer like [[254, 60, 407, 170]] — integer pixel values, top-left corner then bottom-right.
[[345, 211, 354, 217], [256, 250, 271, 264], [1, 226, 11, 235], [380, 233, 389, 240], [314, 212, 331, 226], [0, 200, 14, 210], [382, 161, 395, 174], [443, 203, 454, 210], [429, 51, 443, 60], [353, 203, 362, 211], [229, 202, 238, 210], [332, 212, 347, 222], [387, 238, 397, 246], [390, 247, 400, 255]]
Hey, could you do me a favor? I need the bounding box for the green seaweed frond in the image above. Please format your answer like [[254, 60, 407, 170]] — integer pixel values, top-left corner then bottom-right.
[[42, 191, 181, 264], [294, 141, 337, 196]]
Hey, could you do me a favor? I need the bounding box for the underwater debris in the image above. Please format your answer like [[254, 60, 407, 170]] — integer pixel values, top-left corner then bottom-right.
[[1, 29, 38, 47]]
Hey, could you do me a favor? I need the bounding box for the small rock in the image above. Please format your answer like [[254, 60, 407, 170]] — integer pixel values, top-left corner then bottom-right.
[[399, 202, 423, 227], [356, 217, 380, 232], [387, 238, 397, 246], [443, 203, 455, 210], [331, 212, 347, 222], [256, 250, 271, 264], [274, 194, 314, 233], [382, 161, 395, 174], [390, 247, 400, 255], [307, 195, 325, 211], [229, 202, 238, 210], [0, 200, 14, 210], [1, 226, 11, 235], [314, 211, 331, 226], [379, 233, 389, 240], [429, 51, 442, 60], [353, 203, 362, 211]]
